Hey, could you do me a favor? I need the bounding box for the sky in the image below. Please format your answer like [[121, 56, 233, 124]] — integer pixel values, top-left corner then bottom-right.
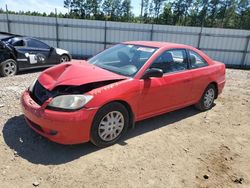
[[0, 0, 141, 16]]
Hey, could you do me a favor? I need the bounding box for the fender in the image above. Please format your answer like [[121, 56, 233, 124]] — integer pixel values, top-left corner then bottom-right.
[[55, 48, 70, 56]]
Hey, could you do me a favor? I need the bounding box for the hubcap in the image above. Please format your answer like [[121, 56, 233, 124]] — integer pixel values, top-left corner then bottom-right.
[[60, 56, 69, 63], [98, 111, 124, 142], [3, 61, 16, 76], [204, 88, 215, 108]]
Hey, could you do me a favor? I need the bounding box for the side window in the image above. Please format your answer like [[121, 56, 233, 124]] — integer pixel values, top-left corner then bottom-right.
[[150, 49, 187, 74], [27, 39, 49, 49], [189, 50, 208, 68], [13, 40, 25, 47]]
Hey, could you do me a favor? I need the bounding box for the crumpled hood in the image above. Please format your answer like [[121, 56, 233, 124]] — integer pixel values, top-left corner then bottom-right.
[[38, 60, 127, 91]]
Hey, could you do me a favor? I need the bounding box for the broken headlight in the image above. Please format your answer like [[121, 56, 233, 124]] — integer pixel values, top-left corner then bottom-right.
[[47, 95, 93, 111]]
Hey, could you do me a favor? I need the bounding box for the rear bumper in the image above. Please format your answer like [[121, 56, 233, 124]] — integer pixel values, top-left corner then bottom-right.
[[21, 90, 98, 144], [217, 79, 226, 95]]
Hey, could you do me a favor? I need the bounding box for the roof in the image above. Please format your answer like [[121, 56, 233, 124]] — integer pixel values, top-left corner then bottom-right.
[[123, 41, 194, 49], [123, 40, 213, 64]]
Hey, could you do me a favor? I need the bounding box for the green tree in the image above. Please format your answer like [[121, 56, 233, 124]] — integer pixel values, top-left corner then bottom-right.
[[183, 0, 193, 25], [102, 0, 122, 20], [217, 0, 237, 28], [143, 0, 150, 23], [2, 0, 250, 29], [149, 1, 154, 21], [120, 0, 133, 21], [158, 2, 173, 24], [189, 0, 202, 26], [84, 0, 102, 18], [172, 0, 186, 25], [199, 0, 209, 27], [236, 0, 250, 29], [68, 0, 87, 18], [64, 0, 72, 13], [151, 0, 166, 23], [207, 0, 220, 26]]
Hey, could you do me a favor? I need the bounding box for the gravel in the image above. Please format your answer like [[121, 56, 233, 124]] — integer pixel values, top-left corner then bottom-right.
[[0, 69, 250, 187]]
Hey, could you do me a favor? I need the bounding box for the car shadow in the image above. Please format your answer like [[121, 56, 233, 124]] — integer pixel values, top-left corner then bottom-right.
[[17, 67, 47, 75], [124, 106, 201, 141], [2, 106, 200, 165]]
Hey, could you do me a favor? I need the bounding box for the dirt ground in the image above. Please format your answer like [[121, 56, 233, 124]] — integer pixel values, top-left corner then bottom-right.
[[0, 68, 249, 188]]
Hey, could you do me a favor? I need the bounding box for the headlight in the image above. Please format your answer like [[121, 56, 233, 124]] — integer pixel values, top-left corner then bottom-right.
[[28, 78, 37, 92], [47, 95, 93, 111]]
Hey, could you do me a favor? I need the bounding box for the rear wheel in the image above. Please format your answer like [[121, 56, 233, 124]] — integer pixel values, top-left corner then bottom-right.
[[90, 102, 129, 147], [0, 59, 17, 77], [195, 84, 216, 111]]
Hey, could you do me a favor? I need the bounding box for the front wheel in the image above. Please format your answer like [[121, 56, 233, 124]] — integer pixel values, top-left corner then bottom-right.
[[195, 84, 216, 111], [90, 102, 129, 147], [60, 55, 70, 63], [0, 59, 17, 77]]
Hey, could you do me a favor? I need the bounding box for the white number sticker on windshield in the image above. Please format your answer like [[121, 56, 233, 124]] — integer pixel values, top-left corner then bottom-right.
[[137, 47, 155, 53]]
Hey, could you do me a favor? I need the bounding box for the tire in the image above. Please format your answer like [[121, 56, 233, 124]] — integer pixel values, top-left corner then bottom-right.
[[90, 102, 129, 147], [0, 59, 17, 77], [60, 55, 70, 63], [195, 84, 216, 111]]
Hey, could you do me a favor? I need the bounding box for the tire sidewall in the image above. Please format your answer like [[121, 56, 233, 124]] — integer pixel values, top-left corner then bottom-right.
[[200, 85, 216, 110], [60, 55, 70, 63], [90, 102, 129, 147], [0, 59, 17, 77]]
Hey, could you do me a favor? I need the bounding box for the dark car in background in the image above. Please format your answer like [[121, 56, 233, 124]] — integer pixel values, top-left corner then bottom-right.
[[0, 36, 71, 77]]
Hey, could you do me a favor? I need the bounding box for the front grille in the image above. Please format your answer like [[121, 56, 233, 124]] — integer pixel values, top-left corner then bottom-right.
[[30, 81, 52, 105]]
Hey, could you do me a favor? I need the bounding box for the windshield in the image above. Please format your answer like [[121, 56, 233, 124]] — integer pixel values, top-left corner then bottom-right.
[[88, 44, 157, 77]]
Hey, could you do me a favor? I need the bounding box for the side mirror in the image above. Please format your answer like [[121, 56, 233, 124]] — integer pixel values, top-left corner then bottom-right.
[[50, 47, 54, 51], [141, 68, 163, 79]]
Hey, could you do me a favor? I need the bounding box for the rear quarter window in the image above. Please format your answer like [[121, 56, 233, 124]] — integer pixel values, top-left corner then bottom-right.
[[189, 50, 208, 68]]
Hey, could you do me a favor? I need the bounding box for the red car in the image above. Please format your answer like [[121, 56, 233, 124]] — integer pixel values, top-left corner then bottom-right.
[[21, 41, 226, 147]]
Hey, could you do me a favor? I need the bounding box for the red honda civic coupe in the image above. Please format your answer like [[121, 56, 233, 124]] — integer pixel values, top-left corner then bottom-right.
[[21, 41, 226, 147]]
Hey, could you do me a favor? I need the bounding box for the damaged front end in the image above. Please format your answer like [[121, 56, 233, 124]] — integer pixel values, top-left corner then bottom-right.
[[29, 79, 124, 111], [28, 62, 127, 111]]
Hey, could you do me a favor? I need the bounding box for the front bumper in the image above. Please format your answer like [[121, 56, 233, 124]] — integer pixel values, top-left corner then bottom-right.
[[21, 90, 98, 144]]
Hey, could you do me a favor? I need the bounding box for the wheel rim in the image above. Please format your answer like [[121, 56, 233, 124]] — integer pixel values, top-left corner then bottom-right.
[[3, 61, 16, 76], [204, 88, 215, 108], [60, 56, 69, 63], [98, 111, 125, 142]]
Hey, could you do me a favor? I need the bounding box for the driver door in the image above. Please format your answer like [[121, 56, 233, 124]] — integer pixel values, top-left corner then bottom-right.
[[25, 38, 51, 66], [137, 49, 193, 119]]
